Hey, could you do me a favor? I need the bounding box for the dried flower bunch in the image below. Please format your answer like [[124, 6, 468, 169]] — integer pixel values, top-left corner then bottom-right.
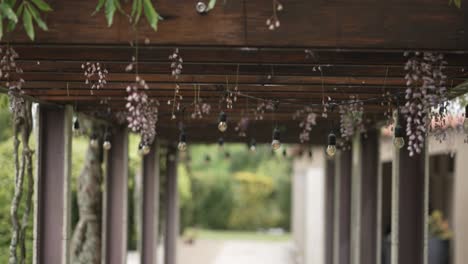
[[191, 85, 211, 119], [381, 91, 394, 126], [322, 96, 332, 118], [403, 51, 447, 156], [82, 62, 108, 94], [293, 107, 318, 143], [125, 76, 159, 145], [338, 95, 365, 150], [266, 0, 283, 30], [235, 116, 249, 137], [254, 100, 275, 120], [169, 49, 183, 119], [0, 46, 25, 114]]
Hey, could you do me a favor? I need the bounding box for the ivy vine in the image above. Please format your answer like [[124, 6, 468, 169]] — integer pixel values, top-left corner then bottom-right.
[[94, 0, 163, 31], [0, 0, 52, 40]]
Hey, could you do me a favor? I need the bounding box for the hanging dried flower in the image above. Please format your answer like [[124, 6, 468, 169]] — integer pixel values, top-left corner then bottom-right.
[[125, 76, 159, 145], [338, 95, 365, 150], [322, 96, 332, 118], [191, 85, 211, 119], [266, 0, 283, 30], [403, 51, 447, 156], [0, 46, 25, 114], [235, 116, 249, 137], [293, 107, 318, 143], [82, 62, 108, 94], [169, 49, 184, 119], [254, 100, 275, 120]]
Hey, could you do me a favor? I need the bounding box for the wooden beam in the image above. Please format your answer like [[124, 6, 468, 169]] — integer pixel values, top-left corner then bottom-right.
[[164, 145, 179, 264], [34, 105, 72, 264], [103, 127, 129, 264], [141, 140, 161, 264]]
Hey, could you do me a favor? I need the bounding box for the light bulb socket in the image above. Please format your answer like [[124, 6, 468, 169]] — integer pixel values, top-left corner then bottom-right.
[[73, 117, 80, 130], [465, 104, 468, 117], [272, 127, 280, 141], [282, 148, 287, 157], [219, 111, 227, 122], [179, 131, 187, 143], [394, 124, 404, 138], [328, 132, 336, 146], [218, 137, 224, 146], [250, 138, 256, 147], [90, 133, 98, 140], [104, 133, 111, 142]]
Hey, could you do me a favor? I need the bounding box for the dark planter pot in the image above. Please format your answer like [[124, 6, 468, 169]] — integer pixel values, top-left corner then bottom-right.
[[382, 236, 449, 264], [429, 237, 449, 264]]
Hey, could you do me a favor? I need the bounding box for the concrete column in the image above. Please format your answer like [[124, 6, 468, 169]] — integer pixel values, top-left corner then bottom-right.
[[391, 137, 428, 264], [360, 131, 379, 264], [333, 150, 352, 264], [164, 145, 179, 264], [141, 141, 160, 264], [34, 105, 72, 264], [325, 158, 335, 264], [350, 135, 362, 264], [103, 127, 129, 264]]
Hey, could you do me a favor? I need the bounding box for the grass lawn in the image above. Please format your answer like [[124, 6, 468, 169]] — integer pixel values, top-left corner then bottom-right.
[[185, 228, 291, 242]]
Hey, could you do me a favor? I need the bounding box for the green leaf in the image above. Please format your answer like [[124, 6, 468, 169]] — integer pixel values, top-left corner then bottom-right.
[[31, 0, 52, 12], [22, 7, 34, 40], [0, 2, 18, 23], [92, 0, 105, 15], [0, 20, 3, 40], [143, 0, 159, 31], [7, 3, 23, 32], [207, 0, 216, 11], [27, 4, 48, 31], [105, 0, 116, 27], [135, 0, 142, 25]]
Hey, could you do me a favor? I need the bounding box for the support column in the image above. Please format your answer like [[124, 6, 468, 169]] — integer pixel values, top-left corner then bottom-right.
[[141, 141, 160, 264], [103, 127, 129, 264], [391, 137, 428, 264], [164, 145, 179, 264], [325, 158, 335, 264], [34, 105, 72, 264], [360, 131, 379, 264], [350, 135, 362, 264], [333, 150, 352, 264]]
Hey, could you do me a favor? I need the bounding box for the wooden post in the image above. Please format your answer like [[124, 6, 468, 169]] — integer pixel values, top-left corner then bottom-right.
[[391, 136, 428, 264], [333, 150, 352, 264], [164, 145, 179, 264], [360, 131, 379, 264], [34, 105, 72, 264], [325, 158, 335, 264], [350, 134, 362, 264], [103, 127, 129, 264], [141, 141, 160, 264]]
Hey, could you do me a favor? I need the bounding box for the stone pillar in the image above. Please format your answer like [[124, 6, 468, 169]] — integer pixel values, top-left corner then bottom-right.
[[333, 150, 352, 264], [34, 105, 72, 264], [360, 131, 379, 264], [350, 134, 362, 264], [164, 145, 179, 264], [141, 141, 160, 264], [391, 136, 428, 264], [103, 127, 129, 264]]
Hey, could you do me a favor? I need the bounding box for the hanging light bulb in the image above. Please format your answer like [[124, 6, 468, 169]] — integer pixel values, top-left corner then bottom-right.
[[138, 142, 151, 156], [73, 116, 81, 135], [249, 138, 257, 152], [103, 133, 112, 151], [218, 111, 228, 132], [271, 127, 281, 151], [218, 137, 225, 148], [326, 132, 337, 157], [90, 133, 99, 149], [464, 104, 468, 132], [393, 123, 405, 149], [178, 131, 187, 152]]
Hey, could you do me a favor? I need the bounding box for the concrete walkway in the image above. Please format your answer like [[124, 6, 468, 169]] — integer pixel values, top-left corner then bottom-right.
[[127, 240, 294, 264]]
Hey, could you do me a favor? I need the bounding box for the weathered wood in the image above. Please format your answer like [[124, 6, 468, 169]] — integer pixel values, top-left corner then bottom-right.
[[164, 145, 179, 264], [103, 127, 129, 264], [141, 141, 161, 264], [34, 105, 72, 264]]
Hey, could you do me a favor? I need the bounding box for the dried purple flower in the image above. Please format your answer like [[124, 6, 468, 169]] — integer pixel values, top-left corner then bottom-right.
[[82, 62, 108, 94], [293, 107, 318, 143]]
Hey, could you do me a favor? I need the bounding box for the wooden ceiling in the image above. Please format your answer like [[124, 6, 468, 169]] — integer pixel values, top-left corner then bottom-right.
[[3, 0, 468, 143]]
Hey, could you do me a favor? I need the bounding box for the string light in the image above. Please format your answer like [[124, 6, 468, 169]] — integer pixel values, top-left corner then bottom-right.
[[326, 132, 337, 157], [249, 138, 256, 152], [218, 137, 224, 148], [178, 131, 187, 152], [218, 111, 228, 132], [271, 127, 281, 150], [138, 142, 151, 156], [90, 133, 99, 149], [103, 132, 112, 150], [393, 124, 405, 149], [464, 104, 468, 132]]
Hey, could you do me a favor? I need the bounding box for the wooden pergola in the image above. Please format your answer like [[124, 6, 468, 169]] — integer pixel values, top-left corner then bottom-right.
[[2, 0, 468, 264]]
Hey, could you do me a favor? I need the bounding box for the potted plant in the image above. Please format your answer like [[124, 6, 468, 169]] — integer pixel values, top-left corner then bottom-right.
[[428, 210, 453, 264]]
